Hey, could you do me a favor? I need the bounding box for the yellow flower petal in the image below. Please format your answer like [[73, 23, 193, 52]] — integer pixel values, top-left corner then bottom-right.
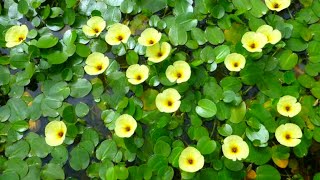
[[265, 0, 291, 12], [138, 28, 162, 46], [165, 61, 191, 83], [84, 52, 109, 75], [155, 88, 181, 113], [146, 42, 171, 63], [241, 32, 268, 52], [224, 53, 246, 72], [222, 135, 249, 161], [256, 25, 282, 44], [45, 121, 67, 146], [275, 123, 302, 147], [5, 25, 28, 48], [277, 95, 301, 117], [114, 114, 137, 138], [178, 147, 204, 173], [105, 23, 131, 45], [126, 64, 149, 85], [82, 16, 106, 37]]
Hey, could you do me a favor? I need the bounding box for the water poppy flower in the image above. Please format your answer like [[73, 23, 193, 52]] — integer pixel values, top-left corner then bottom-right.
[[105, 23, 131, 45], [275, 123, 302, 147], [155, 88, 181, 113], [277, 95, 301, 117], [114, 114, 137, 138], [256, 25, 282, 44], [82, 16, 106, 37], [265, 0, 291, 12], [224, 53, 246, 72], [5, 25, 28, 48], [84, 52, 109, 75], [138, 28, 162, 46], [146, 42, 171, 63], [165, 61, 191, 83], [126, 64, 149, 85], [45, 121, 67, 147], [241, 32, 268, 52], [178, 147, 204, 173], [222, 135, 249, 161]]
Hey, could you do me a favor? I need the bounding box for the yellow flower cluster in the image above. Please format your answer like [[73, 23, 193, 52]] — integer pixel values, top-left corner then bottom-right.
[[178, 147, 204, 173], [166, 61, 191, 83], [5, 25, 28, 48], [241, 25, 282, 52], [275, 123, 302, 147], [265, 0, 291, 12], [277, 95, 301, 117], [84, 52, 109, 75], [45, 121, 67, 146], [222, 135, 249, 161], [114, 114, 137, 138], [155, 88, 181, 113]]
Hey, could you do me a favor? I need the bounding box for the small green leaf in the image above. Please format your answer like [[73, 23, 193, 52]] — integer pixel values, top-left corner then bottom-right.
[[63, 106, 76, 123], [205, 26, 225, 45], [154, 140, 171, 157], [255, 165, 280, 180], [70, 146, 90, 170], [196, 99, 217, 118], [36, 34, 59, 48], [229, 101, 246, 123], [96, 140, 117, 161], [277, 50, 298, 70], [18, 0, 28, 14], [218, 124, 233, 136], [41, 163, 65, 180], [70, 79, 92, 98], [197, 136, 217, 155], [75, 102, 90, 118]]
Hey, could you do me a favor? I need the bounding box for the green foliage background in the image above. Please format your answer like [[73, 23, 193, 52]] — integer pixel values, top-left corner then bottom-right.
[[0, 0, 320, 179]]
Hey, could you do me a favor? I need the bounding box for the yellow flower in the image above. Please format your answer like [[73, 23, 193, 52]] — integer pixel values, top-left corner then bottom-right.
[[265, 0, 291, 12], [84, 52, 109, 75], [241, 32, 268, 52], [82, 16, 106, 37], [5, 25, 28, 48], [277, 95, 301, 117], [126, 64, 149, 85], [45, 121, 67, 147], [165, 61, 191, 83], [256, 25, 282, 44], [138, 28, 162, 46], [275, 123, 302, 147], [114, 114, 137, 138], [222, 135, 249, 161], [178, 147, 204, 173], [146, 42, 171, 63], [155, 88, 181, 113], [224, 53, 246, 72], [105, 23, 131, 45]]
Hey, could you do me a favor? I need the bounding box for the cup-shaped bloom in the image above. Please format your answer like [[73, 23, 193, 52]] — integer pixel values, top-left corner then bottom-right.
[[82, 16, 106, 37], [126, 64, 149, 85], [265, 0, 291, 12], [241, 32, 268, 52], [178, 147, 204, 173], [146, 42, 171, 63], [84, 52, 109, 75], [224, 53, 246, 72], [5, 25, 28, 48], [256, 25, 282, 44], [222, 135, 249, 161], [114, 114, 137, 138], [155, 88, 181, 113], [105, 23, 131, 45], [277, 95, 301, 117], [45, 121, 67, 146], [165, 61, 191, 83], [138, 28, 162, 46], [275, 123, 302, 147]]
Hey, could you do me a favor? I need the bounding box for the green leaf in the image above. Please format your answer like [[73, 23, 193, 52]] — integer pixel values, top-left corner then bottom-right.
[[196, 99, 217, 118], [276, 50, 298, 70], [26, 132, 52, 158], [10, 54, 29, 69], [154, 140, 171, 157], [104, 6, 121, 23], [75, 102, 90, 118], [224, 158, 244, 171], [18, 0, 28, 14], [218, 124, 233, 136], [70, 146, 90, 171], [213, 45, 230, 63], [70, 79, 92, 98], [246, 124, 269, 147], [76, 43, 91, 57], [41, 163, 65, 180], [96, 140, 117, 161], [232, 0, 252, 13], [66, 0, 77, 8], [229, 101, 246, 123], [0, 65, 10, 85], [36, 35, 59, 48], [105, 0, 124, 6], [50, 146, 68, 165], [197, 136, 217, 155], [191, 28, 207, 45], [205, 26, 224, 45], [7, 98, 28, 122], [147, 154, 168, 171], [126, 50, 139, 65], [220, 77, 242, 92], [63, 106, 76, 123], [5, 140, 30, 159], [169, 26, 188, 46], [286, 38, 308, 52], [255, 165, 280, 180], [46, 51, 69, 65]]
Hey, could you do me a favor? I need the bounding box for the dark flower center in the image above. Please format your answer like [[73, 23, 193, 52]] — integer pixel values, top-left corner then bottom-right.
[[285, 106, 291, 112], [232, 147, 238, 153], [167, 100, 173, 106], [250, 43, 256, 49], [273, 3, 279, 8], [125, 126, 131, 132], [117, 35, 123, 41], [157, 52, 163, 57], [96, 65, 103, 71], [149, 40, 154, 45], [233, 62, 239, 67], [187, 158, 194, 165], [58, 131, 64, 138]]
